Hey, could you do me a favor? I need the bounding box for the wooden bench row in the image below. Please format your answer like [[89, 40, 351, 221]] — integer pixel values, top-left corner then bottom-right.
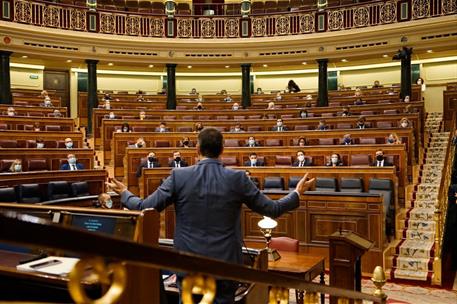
[[92, 101, 424, 145], [0, 131, 84, 149], [0, 105, 67, 117], [0, 149, 95, 172], [0, 117, 76, 132]]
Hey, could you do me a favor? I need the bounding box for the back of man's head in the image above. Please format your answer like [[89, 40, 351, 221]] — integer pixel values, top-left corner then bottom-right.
[[198, 128, 223, 158]]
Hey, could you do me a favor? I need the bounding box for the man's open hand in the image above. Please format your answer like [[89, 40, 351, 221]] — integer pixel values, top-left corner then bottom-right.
[[105, 177, 127, 194], [295, 173, 316, 194]]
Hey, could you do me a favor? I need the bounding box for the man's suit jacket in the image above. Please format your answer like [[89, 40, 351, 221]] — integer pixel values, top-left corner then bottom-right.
[[168, 160, 189, 168], [271, 126, 289, 131], [371, 159, 393, 167], [136, 161, 160, 177], [292, 159, 312, 167], [243, 160, 265, 167], [244, 142, 260, 147], [60, 163, 84, 170], [122, 158, 299, 265]]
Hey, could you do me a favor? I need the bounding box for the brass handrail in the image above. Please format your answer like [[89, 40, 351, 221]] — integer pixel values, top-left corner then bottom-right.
[[0, 211, 385, 303], [432, 112, 456, 286]]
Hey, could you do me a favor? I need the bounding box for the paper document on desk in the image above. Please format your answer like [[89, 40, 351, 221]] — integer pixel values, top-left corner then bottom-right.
[[17, 256, 80, 276]]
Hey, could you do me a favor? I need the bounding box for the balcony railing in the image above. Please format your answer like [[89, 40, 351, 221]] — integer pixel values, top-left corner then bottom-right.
[[1, 0, 456, 38]]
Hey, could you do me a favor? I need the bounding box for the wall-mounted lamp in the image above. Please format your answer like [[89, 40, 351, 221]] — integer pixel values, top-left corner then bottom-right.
[[86, 0, 97, 12], [165, 0, 176, 18], [241, 0, 251, 18]]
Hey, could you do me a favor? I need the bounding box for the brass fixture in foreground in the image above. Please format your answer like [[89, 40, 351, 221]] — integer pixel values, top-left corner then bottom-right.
[[372, 266, 387, 300], [182, 273, 216, 304], [68, 257, 127, 304], [269, 286, 289, 303]]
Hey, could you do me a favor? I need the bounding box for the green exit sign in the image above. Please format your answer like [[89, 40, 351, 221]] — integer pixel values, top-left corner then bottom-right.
[[29, 75, 39, 79]]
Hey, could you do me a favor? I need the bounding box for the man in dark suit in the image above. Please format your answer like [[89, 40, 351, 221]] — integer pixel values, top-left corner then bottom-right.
[[245, 136, 260, 147], [136, 152, 160, 177], [60, 154, 84, 171], [243, 152, 265, 167], [168, 151, 188, 168], [371, 150, 393, 167], [106, 128, 315, 304], [271, 118, 288, 131], [292, 150, 312, 167]]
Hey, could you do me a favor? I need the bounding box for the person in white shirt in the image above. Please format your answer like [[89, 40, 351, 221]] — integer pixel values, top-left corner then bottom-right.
[[61, 154, 84, 170]]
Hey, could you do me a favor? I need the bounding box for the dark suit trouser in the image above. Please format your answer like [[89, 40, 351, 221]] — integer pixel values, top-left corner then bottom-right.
[[177, 275, 237, 304]]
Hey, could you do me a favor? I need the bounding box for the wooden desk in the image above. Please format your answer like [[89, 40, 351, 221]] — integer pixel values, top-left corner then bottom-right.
[[269, 252, 325, 304]]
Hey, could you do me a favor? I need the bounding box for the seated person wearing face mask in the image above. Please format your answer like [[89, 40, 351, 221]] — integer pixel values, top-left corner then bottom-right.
[[232, 103, 240, 111], [42, 96, 53, 107], [372, 150, 393, 167], [97, 193, 113, 209], [139, 111, 148, 121], [36, 139, 45, 149], [272, 118, 288, 131], [355, 117, 368, 129], [9, 159, 22, 173], [155, 122, 168, 133], [326, 153, 344, 167], [243, 153, 264, 167], [60, 154, 84, 170], [64, 138, 74, 149], [341, 106, 351, 117], [224, 95, 233, 102], [316, 120, 328, 131], [245, 136, 260, 147], [118, 123, 131, 133], [52, 109, 62, 118], [180, 137, 193, 148], [342, 134, 353, 145], [297, 137, 307, 147], [231, 123, 245, 133], [169, 151, 188, 168], [299, 110, 308, 118], [386, 133, 400, 144], [101, 100, 111, 110], [194, 102, 204, 111], [354, 98, 365, 106], [107, 112, 117, 119], [292, 151, 312, 167], [399, 117, 411, 128], [33, 122, 41, 132], [402, 95, 410, 103], [6, 107, 16, 117], [130, 137, 146, 149], [136, 152, 160, 177]]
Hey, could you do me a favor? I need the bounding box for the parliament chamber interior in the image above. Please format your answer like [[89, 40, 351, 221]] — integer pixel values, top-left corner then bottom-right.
[[0, 0, 456, 303]]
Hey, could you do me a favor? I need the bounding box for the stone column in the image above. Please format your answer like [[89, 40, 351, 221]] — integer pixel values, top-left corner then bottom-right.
[[317, 58, 328, 107], [166, 64, 177, 109], [86, 59, 99, 134], [0, 51, 12, 104], [241, 63, 251, 108]]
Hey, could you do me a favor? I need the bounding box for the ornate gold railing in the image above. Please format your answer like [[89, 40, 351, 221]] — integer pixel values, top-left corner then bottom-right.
[[431, 113, 455, 286], [1, 0, 456, 38], [0, 211, 387, 304]]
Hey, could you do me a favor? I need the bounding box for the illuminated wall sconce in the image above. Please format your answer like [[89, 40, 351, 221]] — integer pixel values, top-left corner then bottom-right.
[[86, 0, 97, 12], [241, 0, 251, 18], [165, 0, 177, 18], [317, 0, 328, 11]]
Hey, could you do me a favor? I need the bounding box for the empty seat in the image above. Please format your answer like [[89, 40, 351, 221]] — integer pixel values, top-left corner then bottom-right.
[[18, 183, 41, 203], [226, 3, 241, 15], [25, 140, 37, 148], [155, 140, 170, 147], [176, 2, 191, 15], [281, 114, 294, 119], [288, 176, 301, 189], [340, 178, 363, 193], [213, 127, 227, 132], [151, 1, 164, 14], [368, 178, 394, 236], [251, 1, 265, 14], [336, 123, 352, 129], [221, 156, 238, 166], [47, 181, 71, 200], [177, 126, 193, 132], [264, 0, 278, 13], [351, 154, 370, 165], [216, 116, 229, 120], [275, 155, 292, 166], [263, 176, 285, 191], [0, 159, 15, 172], [315, 177, 337, 191], [163, 115, 176, 120], [71, 181, 90, 197], [26, 159, 48, 171], [0, 123, 8, 130], [294, 125, 310, 130], [224, 139, 240, 147], [318, 138, 334, 145], [270, 237, 299, 252], [132, 126, 148, 132], [45, 125, 61, 131], [126, 0, 139, 11], [248, 115, 262, 119], [383, 109, 398, 115], [360, 110, 374, 115], [328, 102, 341, 107], [182, 116, 194, 120], [377, 121, 393, 128], [234, 116, 245, 120], [198, 116, 211, 120], [265, 139, 282, 146], [247, 126, 261, 132], [0, 140, 18, 148], [321, 113, 334, 117], [359, 138, 376, 144], [138, 0, 152, 13], [0, 187, 17, 202]]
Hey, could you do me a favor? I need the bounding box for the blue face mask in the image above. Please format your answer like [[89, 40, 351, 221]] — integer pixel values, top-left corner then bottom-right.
[[344, 138, 351, 144], [105, 199, 113, 209], [387, 138, 395, 143]]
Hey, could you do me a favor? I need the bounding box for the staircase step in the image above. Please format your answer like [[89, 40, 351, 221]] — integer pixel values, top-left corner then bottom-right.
[[397, 240, 434, 258], [408, 208, 435, 221], [403, 229, 434, 241], [393, 268, 432, 281], [406, 219, 435, 231], [394, 256, 432, 272]]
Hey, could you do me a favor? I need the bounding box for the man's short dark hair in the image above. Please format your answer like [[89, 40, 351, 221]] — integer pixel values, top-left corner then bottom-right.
[[198, 128, 223, 158], [249, 152, 257, 157]]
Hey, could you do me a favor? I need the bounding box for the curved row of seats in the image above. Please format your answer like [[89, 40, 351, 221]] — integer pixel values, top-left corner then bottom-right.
[[0, 140, 79, 148], [0, 181, 90, 203]]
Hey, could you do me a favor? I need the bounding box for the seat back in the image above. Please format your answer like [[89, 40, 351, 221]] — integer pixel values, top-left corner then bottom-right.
[[294, 125, 310, 130], [288, 176, 301, 189], [340, 178, 364, 193], [71, 181, 90, 197], [318, 138, 334, 145], [220, 156, 238, 166], [0, 187, 17, 202], [132, 126, 148, 132], [315, 177, 337, 191], [18, 183, 41, 203], [247, 126, 261, 131], [45, 125, 61, 131], [265, 139, 282, 146], [368, 178, 394, 235], [275, 155, 291, 166], [350, 154, 370, 165], [224, 139, 240, 147], [177, 126, 193, 132], [359, 138, 376, 144], [270, 237, 299, 252], [155, 140, 170, 147], [383, 109, 398, 115], [376, 121, 393, 128], [263, 176, 285, 190], [336, 123, 352, 129], [0, 140, 18, 148], [0, 159, 15, 172], [26, 159, 48, 171], [25, 140, 37, 148], [48, 181, 71, 200]]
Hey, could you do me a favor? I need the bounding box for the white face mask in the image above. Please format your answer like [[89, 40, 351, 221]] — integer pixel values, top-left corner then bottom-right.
[[297, 155, 305, 162], [331, 157, 339, 164], [277, 122, 282, 127], [109, 114, 115, 119], [401, 122, 408, 128], [36, 143, 44, 149], [300, 112, 307, 118], [14, 164, 22, 172], [7, 111, 14, 116], [248, 139, 255, 145], [44, 99, 51, 105], [105, 104, 111, 109], [159, 127, 166, 132], [105, 199, 113, 209], [68, 157, 77, 164], [65, 142, 73, 149], [233, 106, 239, 110], [123, 127, 128, 132], [250, 158, 257, 164], [235, 128, 240, 132]]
